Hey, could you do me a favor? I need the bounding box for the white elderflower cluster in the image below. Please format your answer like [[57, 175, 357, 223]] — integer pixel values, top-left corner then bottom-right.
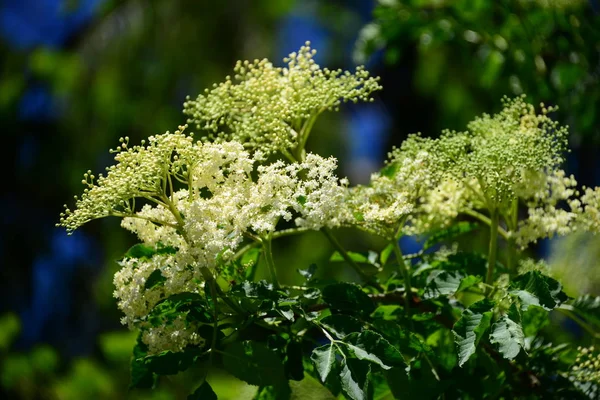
[[183, 42, 381, 156], [462, 96, 569, 207], [141, 315, 205, 354], [579, 186, 600, 233], [569, 346, 600, 384], [513, 169, 582, 247], [60, 123, 349, 353], [113, 255, 197, 328], [517, 258, 552, 276], [59, 126, 195, 232], [346, 150, 442, 238]]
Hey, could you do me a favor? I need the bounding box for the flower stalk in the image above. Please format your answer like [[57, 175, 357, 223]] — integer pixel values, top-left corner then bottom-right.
[[486, 208, 500, 291]]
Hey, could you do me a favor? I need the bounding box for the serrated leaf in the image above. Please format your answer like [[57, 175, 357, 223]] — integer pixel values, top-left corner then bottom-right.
[[311, 344, 337, 382], [222, 341, 287, 389], [452, 299, 495, 367], [321, 315, 363, 339], [489, 315, 525, 360], [423, 222, 479, 250], [345, 330, 407, 371], [424, 270, 462, 299], [510, 271, 568, 311], [370, 320, 432, 359], [431, 252, 488, 276], [339, 358, 371, 400], [322, 283, 375, 316], [188, 381, 217, 400], [425, 270, 481, 299], [571, 294, 600, 327]]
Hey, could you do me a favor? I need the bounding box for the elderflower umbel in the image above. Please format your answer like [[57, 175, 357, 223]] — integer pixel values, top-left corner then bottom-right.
[[60, 127, 349, 353], [570, 346, 600, 384], [183, 41, 381, 156]]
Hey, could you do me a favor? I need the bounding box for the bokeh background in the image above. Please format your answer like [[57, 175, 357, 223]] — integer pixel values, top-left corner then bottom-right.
[[1, 0, 599, 398]]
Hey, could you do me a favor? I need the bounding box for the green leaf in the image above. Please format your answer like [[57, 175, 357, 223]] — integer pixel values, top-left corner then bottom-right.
[[311, 343, 338, 382], [489, 315, 525, 360], [297, 264, 317, 281], [452, 299, 495, 367], [130, 337, 154, 389], [385, 358, 444, 400], [371, 305, 402, 321], [144, 269, 167, 290], [521, 305, 549, 338], [380, 162, 398, 178], [456, 275, 482, 294], [345, 330, 407, 371], [430, 252, 488, 276], [380, 244, 394, 265], [330, 251, 381, 275], [144, 350, 198, 375], [322, 283, 375, 316], [509, 271, 568, 311], [424, 270, 479, 299], [423, 222, 479, 250], [571, 294, 600, 327], [285, 341, 304, 381], [222, 341, 288, 390], [370, 320, 432, 359], [147, 292, 211, 326], [188, 381, 217, 400], [125, 243, 156, 259], [339, 358, 371, 400], [321, 315, 363, 339], [330, 251, 368, 263]]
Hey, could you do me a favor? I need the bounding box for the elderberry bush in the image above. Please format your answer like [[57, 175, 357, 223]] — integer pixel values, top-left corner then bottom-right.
[[59, 43, 600, 399]]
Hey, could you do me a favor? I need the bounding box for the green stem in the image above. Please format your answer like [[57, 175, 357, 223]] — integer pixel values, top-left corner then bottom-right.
[[208, 279, 219, 364], [200, 266, 245, 315], [322, 228, 384, 291], [507, 237, 517, 275], [262, 237, 280, 289], [392, 241, 413, 325], [486, 208, 500, 292], [506, 198, 519, 275], [463, 209, 510, 240]]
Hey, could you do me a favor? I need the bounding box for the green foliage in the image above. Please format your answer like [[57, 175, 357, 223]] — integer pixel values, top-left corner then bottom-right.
[[510, 271, 569, 311], [452, 299, 494, 366], [51, 22, 600, 399], [357, 0, 600, 138]]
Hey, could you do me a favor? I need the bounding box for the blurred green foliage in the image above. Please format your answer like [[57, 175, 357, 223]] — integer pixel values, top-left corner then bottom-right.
[[356, 0, 600, 141], [0, 313, 262, 399]]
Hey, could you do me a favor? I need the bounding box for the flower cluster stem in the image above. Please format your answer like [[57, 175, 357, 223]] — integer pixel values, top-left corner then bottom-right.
[[392, 241, 413, 325], [486, 208, 500, 292], [262, 237, 280, 289], [322, 228, 384, 292]]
